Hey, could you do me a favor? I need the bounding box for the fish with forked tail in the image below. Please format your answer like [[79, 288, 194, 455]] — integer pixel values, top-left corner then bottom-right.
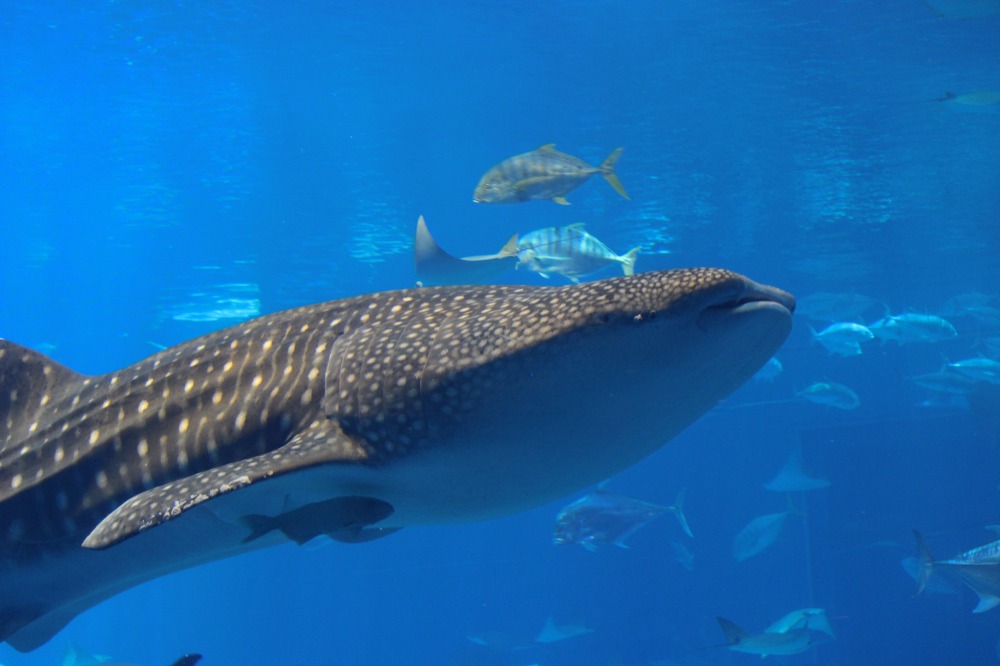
[[516, 223, 639, 283], [473, 144, 629, 205], [241, 496, 396, 545]]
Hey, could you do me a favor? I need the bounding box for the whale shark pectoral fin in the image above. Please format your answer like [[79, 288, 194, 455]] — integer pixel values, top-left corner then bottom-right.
[[82, 419, 369, 550]]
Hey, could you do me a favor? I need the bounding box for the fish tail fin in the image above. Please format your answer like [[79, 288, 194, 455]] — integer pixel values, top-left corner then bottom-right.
[[912, 529, 935, 595], [599, 147, 630, 200], [620, 247, 641, 276], [716, 617, 748, 646], [668, 488, 694, 538], [240, 514, 277, 544]]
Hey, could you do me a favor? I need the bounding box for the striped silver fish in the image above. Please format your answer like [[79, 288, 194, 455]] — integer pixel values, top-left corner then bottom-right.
[[472, 144, 629, 205], [517, 223, 639, 282]]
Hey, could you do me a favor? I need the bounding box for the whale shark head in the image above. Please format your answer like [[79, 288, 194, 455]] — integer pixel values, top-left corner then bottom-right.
[[370, 268, 794, 522]]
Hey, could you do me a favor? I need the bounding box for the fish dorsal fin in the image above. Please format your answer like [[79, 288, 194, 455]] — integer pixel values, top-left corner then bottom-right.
[[537, 143, 557, 152], [414, 215, 444, 268], [82, 418, 370, 549], [0, 340, 86, 452], [716, 617, 749, 645], [498, 233, 519, 257]]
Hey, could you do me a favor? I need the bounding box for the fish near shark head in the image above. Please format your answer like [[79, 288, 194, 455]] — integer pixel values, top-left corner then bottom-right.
[[380, 267, 794, 523]]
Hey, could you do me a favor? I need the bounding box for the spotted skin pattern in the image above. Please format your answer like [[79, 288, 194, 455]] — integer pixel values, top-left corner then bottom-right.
[[0, 268, 793, 651]]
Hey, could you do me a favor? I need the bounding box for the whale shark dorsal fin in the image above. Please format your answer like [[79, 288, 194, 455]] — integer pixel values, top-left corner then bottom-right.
[[0, 341, 89, 502]]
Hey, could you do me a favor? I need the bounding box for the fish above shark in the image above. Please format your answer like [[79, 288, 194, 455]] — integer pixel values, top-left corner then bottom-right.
[[0, 268, 793, 651]]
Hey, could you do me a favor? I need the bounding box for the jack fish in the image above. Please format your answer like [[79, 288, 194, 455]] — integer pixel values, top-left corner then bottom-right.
[[914, 529, 1000, 612], [0, 268, 792, 651], [472, 144, 629, 205], [517, 223, 640, 283]]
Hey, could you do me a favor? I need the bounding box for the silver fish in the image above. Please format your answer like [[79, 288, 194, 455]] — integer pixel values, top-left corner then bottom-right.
[[799, 381, 860, 410], [752, 356, 783, 382], [0, 268, 794, 651], [947, 356, 1000, 385], [909, 368, 980, 395], [516, 223, 639, 283], [473, 144, 629, 205], [914, 529, 1000, 612], [764, 608, 835, 638], [733, 511, 788, 562], [716, 617, 813, 657], [869, 313, 958, 343], [553, 488, 667, 551], [809, 322, 874, 357]]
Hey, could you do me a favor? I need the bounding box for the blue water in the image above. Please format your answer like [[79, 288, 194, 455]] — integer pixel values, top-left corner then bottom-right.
[[1, 1, 999, 664]]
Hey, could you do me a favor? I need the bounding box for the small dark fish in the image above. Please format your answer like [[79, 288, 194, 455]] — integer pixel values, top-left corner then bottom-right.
[[473, 144, 629, 205], [553, 488, 666, 551], [241, 496, 395, 545]]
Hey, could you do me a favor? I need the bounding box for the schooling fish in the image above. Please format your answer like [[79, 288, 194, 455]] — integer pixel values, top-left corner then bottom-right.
[[472, 144, 629, 205], [0, 268, 794, 652], [517, 223, 639, 283]]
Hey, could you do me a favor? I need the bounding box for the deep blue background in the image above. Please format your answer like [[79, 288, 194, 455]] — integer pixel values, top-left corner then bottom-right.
[[2, 1, 999, 664]]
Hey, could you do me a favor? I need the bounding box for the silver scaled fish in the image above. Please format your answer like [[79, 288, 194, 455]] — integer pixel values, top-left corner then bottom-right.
[[472, 144, 629, 205], [517, 223, 639, 283]]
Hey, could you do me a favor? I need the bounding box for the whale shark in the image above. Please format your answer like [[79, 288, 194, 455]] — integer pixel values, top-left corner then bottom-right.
[[0, 268, 793, 651]]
